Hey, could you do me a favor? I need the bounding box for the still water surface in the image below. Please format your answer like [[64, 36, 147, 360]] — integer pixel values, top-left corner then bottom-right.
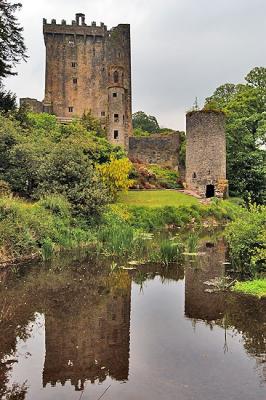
[[0, 240, 265, 399]]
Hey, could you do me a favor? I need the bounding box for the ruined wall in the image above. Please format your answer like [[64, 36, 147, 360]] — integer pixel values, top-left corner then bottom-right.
[[19, 98, 43, 113], [128, 133, 180, 168], [42, 14, 132, 148], [185, 110, 228, 198]]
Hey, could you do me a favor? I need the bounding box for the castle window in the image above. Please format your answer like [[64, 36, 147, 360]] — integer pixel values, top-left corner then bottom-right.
[[68, 107, 74, 113], [123, 115, 125, 123], [113, 92, 117, 98], [101, 111, 105, 117], [192, 172, 197, 179], [114, 113, 119, 122], [114, 130, 119, 139], [118, 52, 121, 58], [113, 71, 119, 83], [73, 78, 77, 84], [72, 62, 77, 68]]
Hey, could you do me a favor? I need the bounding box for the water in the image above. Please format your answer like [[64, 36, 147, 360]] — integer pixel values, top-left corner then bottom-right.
[[0, 239, 265, 400]]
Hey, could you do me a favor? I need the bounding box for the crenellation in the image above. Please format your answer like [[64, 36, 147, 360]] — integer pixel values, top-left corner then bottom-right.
[[41, 13, 132, 149]]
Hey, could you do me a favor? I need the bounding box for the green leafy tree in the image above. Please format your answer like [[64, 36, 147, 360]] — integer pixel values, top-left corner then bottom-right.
[[0, 1, 27, 78], [37, 144, 111, 220], [132, 111, 160, 133], [204, 67, 266, 203], [0, 84, 16, 112]]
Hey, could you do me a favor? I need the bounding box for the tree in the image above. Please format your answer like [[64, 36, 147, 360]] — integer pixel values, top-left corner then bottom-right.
[[204, 67, 266, 204], [245, 67, 266, 89], [132, 111, 160, 133], [37, 144, 111, 220], [0, 1, 27, 78], [0, 84, 16, 112], [97, 156, 134, 198]]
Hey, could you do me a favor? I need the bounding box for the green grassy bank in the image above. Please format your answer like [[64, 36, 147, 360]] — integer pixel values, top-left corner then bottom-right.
[[118, 190, 199, 207], [0, 192, 239, 266], [233, 280, 266, 298]]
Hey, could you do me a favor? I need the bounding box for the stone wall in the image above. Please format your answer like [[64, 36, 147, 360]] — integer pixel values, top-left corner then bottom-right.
[[128, 133, 180, 168], [20, 98, 43, 113], [185, 110, 228, 198], [42, 14, 132, 148]]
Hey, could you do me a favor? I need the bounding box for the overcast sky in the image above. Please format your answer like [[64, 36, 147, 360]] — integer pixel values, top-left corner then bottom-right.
[[4, 0, 266, 130]]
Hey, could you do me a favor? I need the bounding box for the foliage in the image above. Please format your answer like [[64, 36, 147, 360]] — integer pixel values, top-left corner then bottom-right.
[[0, 179, 11, 196], [132, 111, 160, 133], [37, 144, 111, 221], [0, 195, 94, 263], [0, 0, 27, 78], [179, 131, 186, 168], [155, 237, 183, 266], [109, 199, 238, 233], [225, 203, 266, 275], [0, 112, 128, 217], [204, 67, 266, 203], [80, 110, 105, 137], [232, 279, 266, 298], [133, 127, 151, 137], [186, 233, 199, 253], [97, 156, 134, 198], [0, 84, 16, 112], [148, 165, 180, 189]]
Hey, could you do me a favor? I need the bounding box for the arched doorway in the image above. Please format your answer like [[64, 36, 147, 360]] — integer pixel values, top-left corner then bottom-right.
[[206, 184, 215, 198]]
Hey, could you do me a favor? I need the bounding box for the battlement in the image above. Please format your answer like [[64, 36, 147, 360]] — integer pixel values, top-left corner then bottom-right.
[[43, 13, 107, 34]]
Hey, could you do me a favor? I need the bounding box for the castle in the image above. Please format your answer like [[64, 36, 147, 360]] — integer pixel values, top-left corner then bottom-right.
[[20, 13, 228, 199], [21, 13, 132, 148]]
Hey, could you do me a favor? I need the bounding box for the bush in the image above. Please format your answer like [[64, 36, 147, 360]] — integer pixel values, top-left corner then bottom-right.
[[37, 144, 111, 221], [0, 196, 93, 263], [225, 204, 266, 275], [97, 156, 134, 199], [148, 165, 181, 189], [0, 180, 11, 196]]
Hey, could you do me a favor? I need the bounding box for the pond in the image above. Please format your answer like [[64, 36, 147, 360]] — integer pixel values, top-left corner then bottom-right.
[[0, 238, 265, 400]]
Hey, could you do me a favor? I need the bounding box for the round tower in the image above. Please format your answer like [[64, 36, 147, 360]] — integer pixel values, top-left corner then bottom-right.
[[185, 110, 228, 198]]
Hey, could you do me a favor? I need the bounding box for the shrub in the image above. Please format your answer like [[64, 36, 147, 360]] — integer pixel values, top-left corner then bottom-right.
[[0, 196, 93, 263], [37, 144, 111, 220], [97, 156, 134, 198], [0, 180, 11, 197], [225, 204, 266, 275], [148, 165, 180, 189]]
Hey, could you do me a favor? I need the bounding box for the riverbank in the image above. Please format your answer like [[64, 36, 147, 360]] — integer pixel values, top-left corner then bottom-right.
[[0, 192, 239, 267], [233, 279, 266, 298]]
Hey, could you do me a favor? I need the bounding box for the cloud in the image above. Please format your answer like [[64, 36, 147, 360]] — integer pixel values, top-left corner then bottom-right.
[[4, 0, 266, 130]]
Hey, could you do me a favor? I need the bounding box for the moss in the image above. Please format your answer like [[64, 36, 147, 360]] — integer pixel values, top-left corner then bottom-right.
[[186, 109, 226, 117]]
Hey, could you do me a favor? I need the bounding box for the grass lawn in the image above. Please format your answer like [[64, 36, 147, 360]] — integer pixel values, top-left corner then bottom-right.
[[233, 279, 266, 298], [118, 190, 199, 207]]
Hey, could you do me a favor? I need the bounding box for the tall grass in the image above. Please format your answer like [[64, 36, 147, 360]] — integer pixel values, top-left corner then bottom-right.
[[0, 195, 93, 264]]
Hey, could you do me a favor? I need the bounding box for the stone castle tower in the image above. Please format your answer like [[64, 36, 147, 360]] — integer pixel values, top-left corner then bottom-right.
[[185, 110, 228, 198], [41, 13, 132, 148]]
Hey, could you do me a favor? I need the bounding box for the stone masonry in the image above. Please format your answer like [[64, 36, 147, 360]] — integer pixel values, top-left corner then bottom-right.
[[21, 13, 132, 149], [185, 110, 228, 198], [128, 133, 180, 168]]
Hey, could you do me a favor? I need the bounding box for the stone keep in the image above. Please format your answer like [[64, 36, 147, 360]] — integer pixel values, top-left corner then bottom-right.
[[42, 13, 132, 148], [185, 110, 228, 198]]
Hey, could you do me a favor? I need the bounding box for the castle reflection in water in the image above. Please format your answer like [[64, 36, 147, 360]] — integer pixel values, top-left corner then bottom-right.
[[0, 239, 265, 394]]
